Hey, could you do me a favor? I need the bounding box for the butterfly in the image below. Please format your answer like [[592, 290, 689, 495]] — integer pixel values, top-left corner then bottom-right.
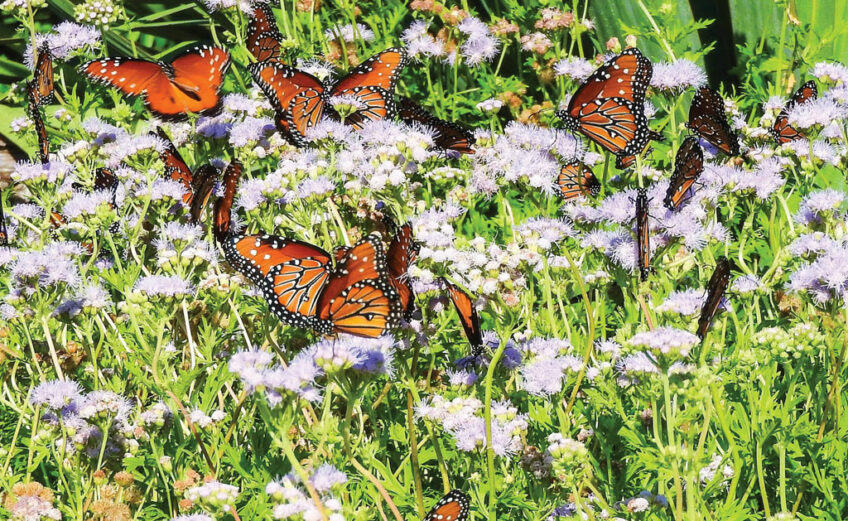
[[686, 87, 740, 156], [771, 80, 818, 145], [156, 128, 218, 211], [72, 167, 119, 207], [422, 490, 470, 521], [30, 42, 54, 108], [247, 3, 283, 63], [697, 257, 731, 339], [663, 136, 704, 211], [556, 161, 601, 200], [80, 45, 230, 120], [0, 193, 8, 247], [27, 87, 49, 165], [635, 187, 651, 282], [397, 97, 475, 155], [386, 221, 419, 319], [215, 160, 402, 338], [250, 47, 408, 147], [555, 48, 660, 169], [440, 277, 484, 356]]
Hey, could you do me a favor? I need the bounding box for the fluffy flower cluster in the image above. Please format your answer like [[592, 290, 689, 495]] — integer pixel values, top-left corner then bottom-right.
[[266, 465, 347, 521]]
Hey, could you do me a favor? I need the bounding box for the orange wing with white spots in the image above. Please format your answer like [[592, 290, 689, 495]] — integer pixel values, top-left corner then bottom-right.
[[80, 46, 230, 120], [422, 490, 471, 521]]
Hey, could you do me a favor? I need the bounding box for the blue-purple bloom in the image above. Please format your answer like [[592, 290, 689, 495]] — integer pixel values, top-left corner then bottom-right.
[[628, 327, 700, 357], [308, 464, 348, 492], [30, 380, 83, 411], [133, 274, 193, 298]]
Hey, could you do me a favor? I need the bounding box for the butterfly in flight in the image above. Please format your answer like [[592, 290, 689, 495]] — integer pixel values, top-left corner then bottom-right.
[[29, 42, 54, 108], [556, 161, 601, 201], [686, 87, 740, 156], [250, 47, 408, 147], [246, 3, 283, 63], [215, 161, 402, 338], [80, 45, 230, 120], [422, 490, 470, 521], [439, 277, 484, 356], [556, 48, 661, 170], [663, 136, 704, 211], [697, 257, 731, 339], [397, 97, 475, 155], [634, 187, 651, 282], [771, 80, 817, 145], [156, 127, 219, 219]]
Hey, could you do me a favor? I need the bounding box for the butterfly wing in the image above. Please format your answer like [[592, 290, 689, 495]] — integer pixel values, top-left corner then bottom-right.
[[440, 277, 483, 353], [317, 234, 402, 337], [387, 223, 419, 319], [29, 98, 49, 164], [250, 61, 326, 146], [423, 490, 471, 521], [397, 97, 475, 154], [214, 160, 240, 241], [697, 257, 731, 339], [31, 42, 54, 107], [664, 136, 704, 211], [0, 193, 8, 246], [156, 128, 194, 203], [330, 47, 408, 128], [686, 87, 740, 156], [635, 188, 651, 281], [188, 164, 218, 224], [772, 80, 817, 145], [556, 161, 600, 201], [246, 4, 283, 62]]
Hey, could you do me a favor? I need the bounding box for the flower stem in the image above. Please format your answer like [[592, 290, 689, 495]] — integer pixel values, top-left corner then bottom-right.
[[484, 325, 515, 521]]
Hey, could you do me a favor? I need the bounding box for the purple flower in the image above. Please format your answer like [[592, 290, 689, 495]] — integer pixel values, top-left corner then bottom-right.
[[651, 60, 707, 91], [133, 274, 193, 298], [197, 113, 233, 138], [813, 61, 848, 85], [264, 351, 322, 403], [732, 274, 763, 294], [402, 21, 446, 58], [297, 176, 335, 199], [325, 23, 374, 43], [229, 116, 275, 147], [794, 189, 845, 225], [309, 335, 396, 376], [655, 289, 706, 316], [789, 232, 838, 256], [446, 369, 478, 386], [628, 327, 700, 357], [520, 355, 583, 396], [309, 464, 347, 492], [554, 57, 594, 80], [458, 17, 500, 66], [224, 93, 269, 115], [12, 160, 72, 183], [147, 178, 190, 202], [82, 117, 125, 144], [160, 222, 203, 243], [615, 351, 659, 385], [788, 97, 848, 129], [63, 190, 114, 219], [229, 350, 275, 391], [78, 390, 133, 422], [30, 380, 83, 410]]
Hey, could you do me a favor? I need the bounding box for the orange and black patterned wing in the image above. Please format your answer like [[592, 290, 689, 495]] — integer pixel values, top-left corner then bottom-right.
[[440, 277, 483, 354], [246, 3, 283, 62], [250, 61, 326, 146], [664, 136, 703, 211], [771, 80, 817, 145], [30, 42, 54, 107], [156, 127, 194, 203], [422, 490, 470, 521], [635, 188, 651, 281], [330, 48, 408, 128], [386, 223, 419, 319], [686, 87, 740, 156], [556, 161, 600, 201], [0, 193, 8, 246], [188, 164, 218, 224], [697, 256, 731, 339], [316, 234, 402, 337], [29, 94, 49, 164], [397, 97, 475, 154]]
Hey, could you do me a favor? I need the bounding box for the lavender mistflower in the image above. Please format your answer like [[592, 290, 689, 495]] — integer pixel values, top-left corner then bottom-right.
[[196, 113, 233, 138], [295, 57, 335, 82], [12, 160, 72, 184], [732, 274, 764, 294], [651, 59, 707, 91], [297, 176, 335, 199], [402, 20, 446, 58], [309, 464, 347, 492], [171, 516, 215, 521], [30, 380, 83, 410], [794, 189, 845, 226], [78, 390, 132, 422], [223, 93, 269, 115], [133, 274, 193, 298], [45, 21, 101, 62], [446, 369, 478, 386], [628, 327, 699, 357], [788, 97, 847, 129], [789, 232, 838, 256], [62, 190, 113, 219], [458, 16, 500, 66], [202, 0, 254, 12], [615, 352, 659, 386], [148, 178, 190, 202], [813, 61, 848, 85], [325, 23, 374, 42], [553, 57, 595, 81], [655, 289, 706, 316], [185, 480, 239, 510], [229, 350, 275, 392], [229, 117, 275, 147]]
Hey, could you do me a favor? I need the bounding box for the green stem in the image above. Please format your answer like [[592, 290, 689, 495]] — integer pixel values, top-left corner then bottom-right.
[[484, 325, 516, 521]]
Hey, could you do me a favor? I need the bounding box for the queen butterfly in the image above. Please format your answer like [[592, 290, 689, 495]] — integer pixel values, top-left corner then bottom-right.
[[422, 490, 470, 521], [0, 193, 8, 247], [556, 161, 601, 201], [250, 47, 408, 146], [247, 3, 283, 63], [215, 161, 402, 337], [397, 97, 475, 154], [80, 45, 230, 120], [771, 80, 817, 145], [30, 42, 54, 108], [386, 221, 420, 319], [72, 167, 119, 207], [664, 136, 704, 211], [188, 164, 219, 224], [635, 188, 651, 282], [440, 277, 484, 356], [686, 87, 740, 156], [156, 128, 217, 209], [556, 48, 660, 168], [28, 88, 49, 165], [697, 257, 731, 339]]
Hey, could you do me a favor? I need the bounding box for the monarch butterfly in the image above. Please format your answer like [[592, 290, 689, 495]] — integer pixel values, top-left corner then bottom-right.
[[28, 89, 49, 164], [247, 3, 283, 63], [250, 47, 408, 147], [422, 490, 470, 521], [397, 97, 475, 155], [156, 128, 217, 209], [771, 80, 817, 145], [635, 187, 651, 282], [215, 161, 402, 338], [188, 165, 219, 224], [30, 42, 54, 108], [556, 161, 601, 201], [664, 136, 704, 211], [386, 221, 420, 319], [556, 48, 660, 169], [80, 45, 230, 120], [697, 257, 731, 339], [686, 87, 740, 156], [440, 277, 484, 356]]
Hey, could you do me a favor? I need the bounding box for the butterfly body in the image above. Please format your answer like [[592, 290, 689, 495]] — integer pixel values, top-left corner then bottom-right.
[[697, 257, 731, 339], [686, 87, 740, 156], [664, 136, 704, 211], [30, 43, 54, 108]]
